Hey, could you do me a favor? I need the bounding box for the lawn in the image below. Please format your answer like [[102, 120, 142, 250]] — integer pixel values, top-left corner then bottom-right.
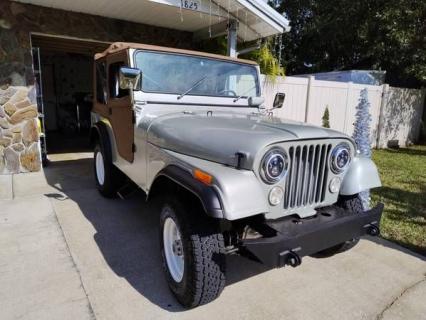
[[371, 145, 426, 255]]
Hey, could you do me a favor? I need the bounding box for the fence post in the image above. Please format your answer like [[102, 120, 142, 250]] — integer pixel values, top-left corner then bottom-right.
[[304, 76, 314, 123], [343, 81, 353, 133], [375, 84, 389, 148]]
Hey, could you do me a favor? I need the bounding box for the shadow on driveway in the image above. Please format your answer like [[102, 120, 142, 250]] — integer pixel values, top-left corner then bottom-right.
[[43, 157, 271, 312], [42, 156, 425, 313]]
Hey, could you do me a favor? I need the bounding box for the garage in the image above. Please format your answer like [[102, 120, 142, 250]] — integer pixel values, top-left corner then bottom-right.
[[31, 34, 110, 158]]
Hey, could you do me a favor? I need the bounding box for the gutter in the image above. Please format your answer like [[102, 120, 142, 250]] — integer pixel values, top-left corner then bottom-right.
[[239, 0, 291, 32]]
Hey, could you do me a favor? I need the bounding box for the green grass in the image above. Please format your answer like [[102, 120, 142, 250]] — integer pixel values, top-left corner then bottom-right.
[[371, 145, 426, 255]]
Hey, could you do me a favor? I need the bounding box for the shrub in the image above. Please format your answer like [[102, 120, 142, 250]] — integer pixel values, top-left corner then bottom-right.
[[322, 106, 330, 128]]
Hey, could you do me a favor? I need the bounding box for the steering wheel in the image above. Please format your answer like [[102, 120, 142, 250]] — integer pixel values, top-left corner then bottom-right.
[[219, 89, 237, 96]]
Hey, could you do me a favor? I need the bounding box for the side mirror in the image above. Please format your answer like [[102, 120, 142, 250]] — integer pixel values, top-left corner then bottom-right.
[[273, 92, 285, 109], [119, 67, 141, 90], [248, 96, 265, 107]]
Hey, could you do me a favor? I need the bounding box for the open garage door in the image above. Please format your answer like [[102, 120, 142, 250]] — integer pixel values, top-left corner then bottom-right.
[[31, 34, 110, 160], [31, 34, 110, 56]]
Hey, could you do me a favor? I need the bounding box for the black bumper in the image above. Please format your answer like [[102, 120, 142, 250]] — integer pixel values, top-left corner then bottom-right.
[[241, 203, 384, 268]]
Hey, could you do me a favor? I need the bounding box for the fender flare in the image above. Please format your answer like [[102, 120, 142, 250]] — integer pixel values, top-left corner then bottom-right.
[[149, 165, 224, 219], [340, 156, 382, 195], [90, 122, 113, 163]]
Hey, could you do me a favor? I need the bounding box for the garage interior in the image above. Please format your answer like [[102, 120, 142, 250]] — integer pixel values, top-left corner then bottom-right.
[[31, 34, 110, 155]]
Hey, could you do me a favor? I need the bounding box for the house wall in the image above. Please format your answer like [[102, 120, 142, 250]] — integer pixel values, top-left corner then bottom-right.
[[0, 0, 193, 174], [0, 1, 193, 86]]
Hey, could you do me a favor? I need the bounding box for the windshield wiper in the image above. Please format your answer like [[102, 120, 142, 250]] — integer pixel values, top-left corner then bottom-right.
[[233, 85, 257, 103], [177, 75, 209, 100]]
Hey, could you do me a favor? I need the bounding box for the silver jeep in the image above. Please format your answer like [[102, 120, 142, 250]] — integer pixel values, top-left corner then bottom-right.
[[90, 42, 383, 308]]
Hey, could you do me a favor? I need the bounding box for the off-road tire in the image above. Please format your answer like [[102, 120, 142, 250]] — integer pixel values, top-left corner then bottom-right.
[[93, 143, 123, 198], [159, 196, 226, 308], [316, 194, 364, 256]]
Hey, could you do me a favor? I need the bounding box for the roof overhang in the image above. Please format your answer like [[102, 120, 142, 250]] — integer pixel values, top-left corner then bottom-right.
[[14, 0, 289, 42]]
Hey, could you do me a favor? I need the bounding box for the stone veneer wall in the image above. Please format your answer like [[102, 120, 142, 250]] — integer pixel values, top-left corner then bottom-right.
[[0, 85, 40, 173], [0, 0, 194, 174]]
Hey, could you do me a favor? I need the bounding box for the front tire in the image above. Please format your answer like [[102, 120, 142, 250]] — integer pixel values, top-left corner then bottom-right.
[[94, 143, 123, 198], [316, 194, 364, 256], [159, 196, 226, 308]]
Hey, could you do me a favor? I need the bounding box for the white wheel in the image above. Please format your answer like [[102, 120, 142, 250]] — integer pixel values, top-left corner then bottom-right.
[[95, 150, 105, 186], [159, 197, 226, 307], [163, 214, 185, 283]]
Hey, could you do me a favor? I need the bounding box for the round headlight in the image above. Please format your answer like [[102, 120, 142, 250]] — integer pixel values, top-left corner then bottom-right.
[[331, 143, 351, 173], [260, 149, 288, 184]]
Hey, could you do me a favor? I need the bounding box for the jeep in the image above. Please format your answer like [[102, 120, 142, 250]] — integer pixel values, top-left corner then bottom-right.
[[90, 42, 383, 308]]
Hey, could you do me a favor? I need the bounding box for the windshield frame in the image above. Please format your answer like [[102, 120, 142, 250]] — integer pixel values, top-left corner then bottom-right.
[[133, 49, 260, 99]]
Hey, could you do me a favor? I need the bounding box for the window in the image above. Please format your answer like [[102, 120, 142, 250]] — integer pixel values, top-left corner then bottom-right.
[[109, 62, 129, 99], [95, 60, 107, 104], [135, 51, 259, 98]]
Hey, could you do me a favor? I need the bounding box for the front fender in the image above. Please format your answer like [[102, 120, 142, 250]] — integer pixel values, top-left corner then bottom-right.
[[154, 149, 269, 220], [340, 156, 381, 195], [152, 165, 224, 218]]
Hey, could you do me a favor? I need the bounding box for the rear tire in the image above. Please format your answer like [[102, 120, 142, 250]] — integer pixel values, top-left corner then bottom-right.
[[94, 143, 123, 198], [159, 196, 226, 308], [316, 194, 364, 256]]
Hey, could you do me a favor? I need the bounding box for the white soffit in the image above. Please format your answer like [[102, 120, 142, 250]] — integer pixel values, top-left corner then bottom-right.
[[13, 0, 289, 41]]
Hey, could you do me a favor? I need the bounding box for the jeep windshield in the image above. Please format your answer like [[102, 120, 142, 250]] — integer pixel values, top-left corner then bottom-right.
[[134, 51, 259, 99]]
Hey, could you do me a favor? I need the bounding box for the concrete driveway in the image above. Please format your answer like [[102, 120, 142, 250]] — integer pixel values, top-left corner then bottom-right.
[[1, 153, 425, 320]]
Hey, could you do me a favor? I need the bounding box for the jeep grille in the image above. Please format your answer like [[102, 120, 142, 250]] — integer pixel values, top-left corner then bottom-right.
[[283, 143, 332, 209]]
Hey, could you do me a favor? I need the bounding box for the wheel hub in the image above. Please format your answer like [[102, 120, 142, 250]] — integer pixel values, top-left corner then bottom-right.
[[172, 239, 183, 256]]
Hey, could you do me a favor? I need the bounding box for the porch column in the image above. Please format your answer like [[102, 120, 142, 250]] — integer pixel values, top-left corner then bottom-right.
[[227, 20, 238, 57]]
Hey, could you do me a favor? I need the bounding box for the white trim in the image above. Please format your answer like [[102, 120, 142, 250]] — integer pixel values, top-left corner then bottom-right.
[[238, 0, 290, 32]]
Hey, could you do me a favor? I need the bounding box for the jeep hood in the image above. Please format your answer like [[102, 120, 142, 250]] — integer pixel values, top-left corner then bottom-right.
[[147, 110, 350, 169]]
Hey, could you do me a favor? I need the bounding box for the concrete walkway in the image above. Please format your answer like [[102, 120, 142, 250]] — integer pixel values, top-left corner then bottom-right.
[[1, 153, 425, 320], [0, 182, 93, 318]]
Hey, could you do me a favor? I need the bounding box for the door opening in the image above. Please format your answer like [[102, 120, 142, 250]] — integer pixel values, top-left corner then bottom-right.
[[31, 34, 110, 158]]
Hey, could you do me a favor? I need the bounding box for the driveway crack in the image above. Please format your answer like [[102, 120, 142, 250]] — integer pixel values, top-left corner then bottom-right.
[[376, 276, 426, 320]]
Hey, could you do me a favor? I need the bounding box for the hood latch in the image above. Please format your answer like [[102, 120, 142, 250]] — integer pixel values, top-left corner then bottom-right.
[[235, 152, 247, 169]]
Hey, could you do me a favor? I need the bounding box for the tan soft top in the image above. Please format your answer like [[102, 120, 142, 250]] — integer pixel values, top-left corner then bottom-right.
[[94, 42, 258, 65]]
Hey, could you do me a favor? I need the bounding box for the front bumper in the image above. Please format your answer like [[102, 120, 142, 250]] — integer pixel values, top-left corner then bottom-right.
[[241, 203, 384, 268]]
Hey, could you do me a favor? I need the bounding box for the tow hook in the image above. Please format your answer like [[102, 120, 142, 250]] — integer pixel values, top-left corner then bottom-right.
[[366, 224, 380, 236], [286, 251, 302, 268]]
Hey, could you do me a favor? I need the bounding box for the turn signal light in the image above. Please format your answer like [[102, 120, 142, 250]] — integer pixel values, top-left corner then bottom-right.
[[193, 169, 213, 185]]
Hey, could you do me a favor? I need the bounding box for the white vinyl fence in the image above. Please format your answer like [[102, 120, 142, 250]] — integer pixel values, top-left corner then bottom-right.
[[261, 75, 425, 148]]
